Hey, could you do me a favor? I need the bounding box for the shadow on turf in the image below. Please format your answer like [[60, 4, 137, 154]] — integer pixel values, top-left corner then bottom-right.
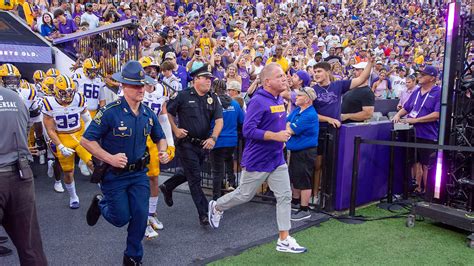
[[191, 212, 330, 265]]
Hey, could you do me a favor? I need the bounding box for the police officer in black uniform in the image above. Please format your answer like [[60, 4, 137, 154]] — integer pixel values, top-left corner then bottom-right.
[[0, 84, 47, 265], [81, 61, 169, 265], [159, 64, 223, 225]]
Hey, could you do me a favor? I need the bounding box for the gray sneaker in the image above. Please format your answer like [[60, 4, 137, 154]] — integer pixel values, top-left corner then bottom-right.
[[291, 210, 311, 221]]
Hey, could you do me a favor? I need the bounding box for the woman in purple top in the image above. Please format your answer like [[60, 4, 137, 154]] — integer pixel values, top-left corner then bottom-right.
[[237, 58, 250, 93]]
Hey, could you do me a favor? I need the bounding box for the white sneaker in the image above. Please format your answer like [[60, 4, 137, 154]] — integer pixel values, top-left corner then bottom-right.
[[144, 225, 159, 240], [39, 154, 46, 165], [148, 215, 164, 230], [54, 181, 64, 193], [276, 236, 307, 253], [47, 160, 54, 178], [208, 200, 223, 229], [78, 160, 90, 176]]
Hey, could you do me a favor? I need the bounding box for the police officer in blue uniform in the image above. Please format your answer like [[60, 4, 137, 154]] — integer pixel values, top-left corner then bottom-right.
[[159, 64, 223, 225], [80, 61, 169, 265]]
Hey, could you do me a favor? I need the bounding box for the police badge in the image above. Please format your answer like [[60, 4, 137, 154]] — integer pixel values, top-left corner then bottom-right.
[[207, 97, 213, 104]]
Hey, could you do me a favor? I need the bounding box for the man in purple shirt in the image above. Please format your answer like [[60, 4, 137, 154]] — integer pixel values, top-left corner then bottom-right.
[[54, 8, 77, 55], [208, 63, 307, 254], [392, 66, 441, 194]]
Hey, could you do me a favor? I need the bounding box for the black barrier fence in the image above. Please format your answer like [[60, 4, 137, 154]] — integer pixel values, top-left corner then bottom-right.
[[349, 135, 474, 217]]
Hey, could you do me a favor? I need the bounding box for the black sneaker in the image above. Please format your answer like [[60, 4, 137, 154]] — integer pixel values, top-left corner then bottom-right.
[[0, 236, 7, 244], [0, 246, 12, 257], [86, 194, 103, 226], [159, 184, 173, 207], [123, 255, 142, 266], [199, 215, 209, 226]]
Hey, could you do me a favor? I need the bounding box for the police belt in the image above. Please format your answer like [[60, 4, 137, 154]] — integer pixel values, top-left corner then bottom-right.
[[0, 164, 18, 173], [182, 136, 205, 146], [110, 152, 150, 174]]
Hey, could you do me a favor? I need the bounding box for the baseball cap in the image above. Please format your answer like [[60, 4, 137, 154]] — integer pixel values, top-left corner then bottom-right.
[[297, 87, 317, 101], [295, 70, 311, 87], [219, 36, 226, 41], [317, 42, 325, 47], [164, 52, 176, 60], [124, 4, 130, 10], [418, 66, 438, 77], [352, 62, 368, 69], [376, 60, 384, 65], [227, 81, 242, 92]]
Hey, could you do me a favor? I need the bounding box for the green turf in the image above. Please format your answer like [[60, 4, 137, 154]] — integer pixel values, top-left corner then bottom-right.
[[212, 205, 474, 265]]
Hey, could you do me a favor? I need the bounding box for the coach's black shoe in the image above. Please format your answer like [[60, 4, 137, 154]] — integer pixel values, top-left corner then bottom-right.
[[0, 246, 12, 257], [86, 194, 103, 226], [0, 236, 7, 244], [159, 184, 173, 207], [199, 215, 209, 226], [123, 255, 142, 266]]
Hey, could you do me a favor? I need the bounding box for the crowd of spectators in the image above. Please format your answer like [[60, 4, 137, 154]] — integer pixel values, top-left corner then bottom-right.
[[14, 0, 465, 101], [10, 0, 473, 203]]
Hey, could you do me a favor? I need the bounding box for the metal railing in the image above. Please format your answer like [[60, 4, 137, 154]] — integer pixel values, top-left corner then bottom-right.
[[52, 19, 140, 76]]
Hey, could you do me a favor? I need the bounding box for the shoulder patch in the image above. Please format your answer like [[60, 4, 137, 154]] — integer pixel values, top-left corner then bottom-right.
[[93, 109, 103, 125]]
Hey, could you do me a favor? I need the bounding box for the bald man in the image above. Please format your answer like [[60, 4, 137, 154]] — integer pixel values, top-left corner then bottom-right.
[[208, 63, 307, 254]]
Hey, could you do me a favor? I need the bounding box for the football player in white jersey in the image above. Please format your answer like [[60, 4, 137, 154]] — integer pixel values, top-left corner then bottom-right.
[[73, 58, 106, 117], [40, 77, 65, 192], [33, 70, 46, 98], [42, 75, 94, 209], [72, 58, 106, 176], [139, 56, 176, 239]]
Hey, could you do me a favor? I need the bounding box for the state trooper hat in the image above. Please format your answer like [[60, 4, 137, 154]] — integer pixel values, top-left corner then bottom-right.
[[112, 60, 155, 86], [190, 64, 213, 78]]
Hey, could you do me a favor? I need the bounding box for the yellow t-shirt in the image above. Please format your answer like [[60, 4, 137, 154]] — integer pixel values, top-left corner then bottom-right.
[[266, 57, 289, 73], [23, 2, 34, 26], [414, 55, 424, 65], [0, 0, 23, 10], [199, 37, 213, 54]]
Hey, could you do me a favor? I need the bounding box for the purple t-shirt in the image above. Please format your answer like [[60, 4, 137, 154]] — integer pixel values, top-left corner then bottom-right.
[[173, 65, 190, 91], [238, 67, 250, 93], [403, 86, 441, 141], [58, 19, 77, 34], [241, 89, 286, 172], [312, 79, 352, 127]]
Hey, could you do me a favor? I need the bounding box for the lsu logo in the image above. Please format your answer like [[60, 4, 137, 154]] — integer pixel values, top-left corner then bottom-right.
[[270, 105, 285, 113]]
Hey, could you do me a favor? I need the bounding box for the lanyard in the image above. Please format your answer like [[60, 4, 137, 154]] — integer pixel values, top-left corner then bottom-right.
[[412, 90, 430, 113]]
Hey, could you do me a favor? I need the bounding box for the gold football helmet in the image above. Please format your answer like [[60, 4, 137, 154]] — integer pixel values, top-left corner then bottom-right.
[[0, 63, 21, 90], [41, 76, 56, 96], [54, 75, 76, 104], [83, 58, 100, 79], [46, 68, 60, 78], [33, 70, 46, 84]]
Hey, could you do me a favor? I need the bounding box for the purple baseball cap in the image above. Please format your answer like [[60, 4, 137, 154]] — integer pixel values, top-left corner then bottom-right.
[[295, 70, 311, 87], [418, 65, 438, 77]]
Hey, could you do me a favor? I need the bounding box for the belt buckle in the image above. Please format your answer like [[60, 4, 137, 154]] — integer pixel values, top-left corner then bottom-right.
[[128, 164, 136, 171]]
